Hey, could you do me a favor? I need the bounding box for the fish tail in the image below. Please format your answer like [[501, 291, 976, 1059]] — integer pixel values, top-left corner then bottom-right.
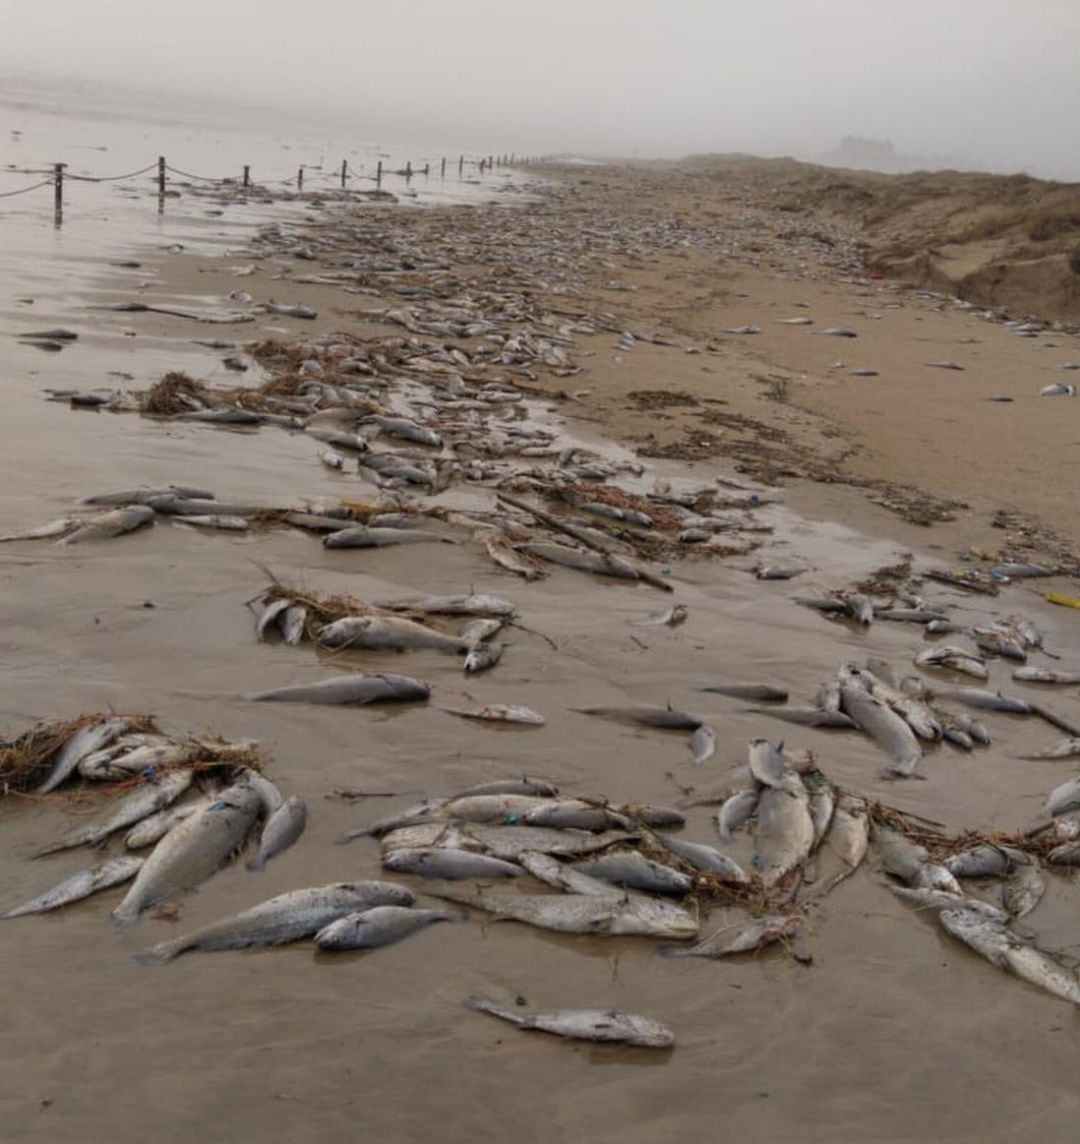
[[111, 905, 140, 928], [245, 855, 266, 872], [132, 941, 181, 965]]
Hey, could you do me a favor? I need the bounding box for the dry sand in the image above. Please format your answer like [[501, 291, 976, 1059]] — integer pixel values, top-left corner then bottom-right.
[[0, 158, 1078, 1144]]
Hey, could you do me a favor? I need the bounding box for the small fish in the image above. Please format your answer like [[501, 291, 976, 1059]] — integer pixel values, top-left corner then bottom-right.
[[657, 835, 748, 882], [1012, 667, 1080, 685], [915, 647, 989, 680], [945, 845, 1013, 879], [926, 361, 965, 370], [0, 517, 77, 542], [748, 738, 786, 788], [481, 533, 546, 580], [247, 673, 430, 706], [464, 995, 674, 1048], [464, 642, 505, 674], [753, 772, 815, 887], [702, 683, 788, 703], [59, 505, 155, 546], [443, 704, 544, 725], [175, 514, 250, 531], [36, 717, 131, 794], [256, 598, 292, 642], [1039, 383, 1077, 397], [754, 566, 804, 580], [660, 913, 798, 959], [572, 705, 702, 731], [570, 851, 693, 896], [690, 725, 716, 764], [247, 796, 307, 871], [1002, 861, 1046, 919], [317, 615, 466, 654], [382, 848, 523, 879], [716, 790, 759, 840], [522, 801, 631, 831], [631, 604, 688, 627], [1046, 775, 1080, 817], [2, 856, 144, 919], [125, 802, 204, 849], [319, 450, 348, 470], [280, 606, 307, 645], [450, 777, 559, 799], [257, 301, 317, 319], [948, 688, 1034, 715], [314, 906, 454, 950], [817, 327, 858, 337], [137, 881, 414, 962], [324, 526, 449, 548], [375, 593, 517, 617]]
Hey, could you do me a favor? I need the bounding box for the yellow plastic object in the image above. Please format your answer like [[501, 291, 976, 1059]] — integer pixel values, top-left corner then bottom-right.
[[1045, 592, 1080, 610]]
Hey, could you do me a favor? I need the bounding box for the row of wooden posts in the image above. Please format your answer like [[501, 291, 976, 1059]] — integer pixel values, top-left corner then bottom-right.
[[50, 152, 538, 216]]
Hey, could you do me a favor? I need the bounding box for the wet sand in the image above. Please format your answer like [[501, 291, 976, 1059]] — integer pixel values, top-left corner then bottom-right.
[[1, 160, 1079, 1143]]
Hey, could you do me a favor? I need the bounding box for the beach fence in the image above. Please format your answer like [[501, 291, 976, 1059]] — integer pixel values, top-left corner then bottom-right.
[[0, 152, 538, 226]]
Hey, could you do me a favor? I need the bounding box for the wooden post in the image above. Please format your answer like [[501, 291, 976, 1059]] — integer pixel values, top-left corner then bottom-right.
[[157, 156, 166, 195], [376, 160, 382, 185], [440, 157, 446, 178], [488, 154, 494, 169], [458, 155, 464, 176], [405, 161, 412, 180], [297, 166, 304, 190], [423, 162, 430, 177], [53, 162, 65, 222], [340, 159, 347, 187], [242, 165, 250, 188]]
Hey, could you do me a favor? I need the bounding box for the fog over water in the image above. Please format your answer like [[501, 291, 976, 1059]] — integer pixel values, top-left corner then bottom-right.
[[3, 0, 1079, 177]]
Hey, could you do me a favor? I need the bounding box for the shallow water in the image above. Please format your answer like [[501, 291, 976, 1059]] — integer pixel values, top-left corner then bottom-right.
[[0, 135, 1079, 1144]]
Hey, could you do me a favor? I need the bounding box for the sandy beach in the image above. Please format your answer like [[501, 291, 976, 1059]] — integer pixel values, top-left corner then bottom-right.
[[1, 157, 1079, 1144]]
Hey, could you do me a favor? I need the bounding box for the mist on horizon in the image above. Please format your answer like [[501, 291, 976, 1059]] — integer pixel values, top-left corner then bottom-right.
[[2, 0, 1078, 180]]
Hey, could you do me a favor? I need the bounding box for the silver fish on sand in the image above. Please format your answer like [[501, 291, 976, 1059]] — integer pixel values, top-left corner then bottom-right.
[[690, 725, 716, 765], [661, 912, 798, 959], [716, 789, 759, 840], [424, 883, 698, 938], [573, 705, 702, 731], [570, 851, 693, 896], [464, 642, 505, 674], [58, 505, 155, 546], [112, 785, 263, 925], [702, 682, 788, 703], [137, 881, 415, 962], [247, 796, 307, 871], [317, 615, 466, 654], [631, 604, 688, 628], [323, 526, 449, 548], [36, 717, 131, 794], [374, 593, 516, 617], [382, 848, 524, 879], [840, 685, 922, 778], [2, 856, 144, 919], [748, 738, 787, 788], [125, 801, 204, 850], [1002, 861, 1046, 919], [753, 772, 815, 888], [443, 704, 544, 725], [247, 673, 430, 706], [801, 793, 869, 899], [314, 905, 454, 950], [464, 996, 674, 1048]]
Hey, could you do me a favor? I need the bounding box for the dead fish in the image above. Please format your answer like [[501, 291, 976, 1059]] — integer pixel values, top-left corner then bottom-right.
[[755, 566, 805, 580], [816, 327, 858, 337], [482, 533, 546, 580], [925, 619, 960, 635], [342, 798, 450, 841], [518, 852, 622, 897], [125, 802, 204, 849], [36, 717, 131, 794], [520, 541, 641, 582], [947, 712, 992, 745], [890, 886, 1006, 923], [247, 673, 430, 705], [776, 317, 814, 325], [1017, 738, 1080, 761], [314, 905, 454, 950], [452, 824, 638, 862], [948, 689, 1034, 715], [1003, 942, 1080, 1004], [660, 913, 798, 959], [1002, 861, 1046, 919], [136, 881, 414, 963], [459, 618, 504, 648], [614, 804, 685, 828], [450, 777, 558, 799], [234, 767, 283, 817], [570, 852, 693, 896], [319, 450, 348, 470], [256, 598, 293, 642], [945, 845, 1013, 879], [572, 706, 702, 731], [247, 796, 307, 871], [79, 485, 214, 506], [112, 784, 263, 925], [58, 505, 154, 546], [806, 782, 835, 847], [915, 647, 989, 680], [35, 770, 194, 855], [464, 642, 505, 674], [317, 615, 466, 654], [972, 629, 1027, 662], [753, 773, 815, 888], [1039, 383, 1077, 397], [382, 848, 523, 879], [324, 526, 450, 548], [872, 825, 930, 883], [464, 995, 674, 1048], [0, 517, 78, 542], [748, 738, 787, 788], [702, 683, 788, 703], [631, 604, 688, 627], [1046, 841, 1080, 866], [1013, 667, 1080, 685], [657, 835, 748, 882], [1046, 776, 1080, 817], [443, 793, 555, 823], [745, 707, 856, 729], [716, 790, 759, 840], [175, 514, 250, 531], [926, 361, 965, 370], [801, 794, 868, 897], [366, 415, 442, 448], [375, 593, 516, 617], [443, 704, 544, 725], [877, 609, 950, 624], [690, 725, 717, 765], [849, 368, 879, 377], [2, 856, 144, 919], [257, 301, 317, 319], [280, 606, 307, 645], [425, 883, 697, 938], [522, 801, 632, 831], [840, 686, 922, 778]]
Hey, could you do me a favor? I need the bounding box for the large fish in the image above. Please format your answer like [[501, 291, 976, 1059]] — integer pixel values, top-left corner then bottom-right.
[[246, 673, 430, 705], [840, 686, 922, 777], [799, 794, 869, 899], [464, 996, 674, 1048], [58, 505, 155, 546], [382, 848, 523, 879], [112, 785, 263, 925], [373, 593, 516, 617], [753, 772, 815, 887], [570, 851, 693, 895], [323, 526, 449, 548], [137, 881, 414, 962]]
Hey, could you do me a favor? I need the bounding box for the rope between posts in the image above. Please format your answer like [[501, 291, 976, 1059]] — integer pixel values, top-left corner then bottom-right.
[[67, 162, 160, 183], [164, 163, 226, 183], [0, 178, 55, 199]]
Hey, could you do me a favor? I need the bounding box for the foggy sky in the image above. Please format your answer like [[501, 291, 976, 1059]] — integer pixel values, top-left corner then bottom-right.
[[3, 0, 1079, 178]]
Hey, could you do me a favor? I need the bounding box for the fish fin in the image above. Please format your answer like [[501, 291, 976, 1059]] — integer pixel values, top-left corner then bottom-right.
[[133, 941, 182, 965]]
